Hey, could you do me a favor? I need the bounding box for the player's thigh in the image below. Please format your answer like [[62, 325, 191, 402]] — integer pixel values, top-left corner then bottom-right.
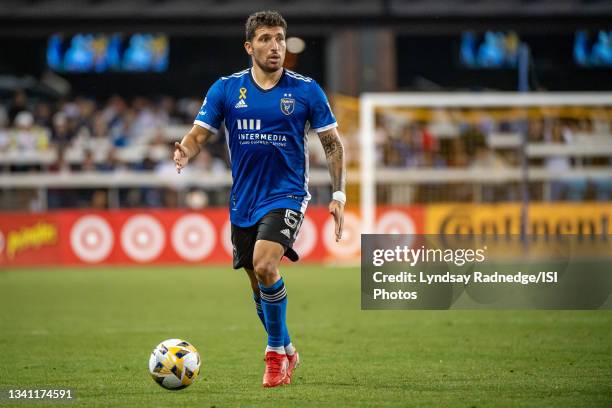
[[256, 208, 304, 262], [252, 239, 285, 274]]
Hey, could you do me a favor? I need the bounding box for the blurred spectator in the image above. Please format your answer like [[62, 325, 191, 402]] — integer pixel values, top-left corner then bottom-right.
[[470, 144, 507, 170], [11, 111, 49, 152], [101, 95, 127, 126], [80, 150, 97, 171], [73, 97, 97, 138], [469, 143, 515, 202], [191, 147, 227, 174], [110, 112, 131, 147], [49, 148, 71, 173], [0, 107, 9, 152], [131, 97, 163, 143], [461, 126, 486, 157], [148, 130, 171, 163], [448, 138, 469, 167], [34, 102, 53, 128], [101, 95, 130, 147], [374, 116, 391, 166], [91, 112, 110, 139], [395, 124, 418, 167], [527, 118, 545, 142], [8, 90, 28, 125], [97, 148, 126, 172], [51, 112, 74, 150], [544, 121, 587, 201], [188, 147, 230, 205], [158, 96, 185, 124], [177, 98, 201, 122]]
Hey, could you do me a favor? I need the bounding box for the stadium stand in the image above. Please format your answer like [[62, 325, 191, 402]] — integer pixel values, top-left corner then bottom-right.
[[0, 0, 610, 213]]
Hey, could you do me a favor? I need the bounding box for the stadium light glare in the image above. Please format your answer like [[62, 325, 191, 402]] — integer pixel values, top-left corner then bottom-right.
[[286, 37, 306, 54]]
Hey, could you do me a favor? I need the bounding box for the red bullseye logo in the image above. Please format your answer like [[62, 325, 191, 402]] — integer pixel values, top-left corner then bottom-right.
[[322, 212, 362, 258], [120, 215, 165, 262], [70, 215, 114, 263], [292, 216, 316, 258], [376, 211, 416, 235], [171, 214, 216, 261]]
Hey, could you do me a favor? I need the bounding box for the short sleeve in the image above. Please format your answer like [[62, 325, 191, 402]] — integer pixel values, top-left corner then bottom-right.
[[309, 81, 337, 133], [194, 79, 225, 133]]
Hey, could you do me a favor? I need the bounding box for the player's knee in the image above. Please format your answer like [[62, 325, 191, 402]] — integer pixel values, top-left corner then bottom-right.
[[253, 258, 278, 282]]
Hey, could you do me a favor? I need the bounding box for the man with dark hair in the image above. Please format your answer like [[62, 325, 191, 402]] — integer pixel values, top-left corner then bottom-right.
[[245, 10, 287, 42], [174, 10, 346, 388]]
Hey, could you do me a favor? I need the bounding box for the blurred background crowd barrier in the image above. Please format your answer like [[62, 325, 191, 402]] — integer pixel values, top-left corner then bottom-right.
[[0, 0, 610, 266]]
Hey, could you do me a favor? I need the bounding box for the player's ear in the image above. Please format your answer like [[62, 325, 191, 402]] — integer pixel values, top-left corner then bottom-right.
[[244, 41, 253, 55]]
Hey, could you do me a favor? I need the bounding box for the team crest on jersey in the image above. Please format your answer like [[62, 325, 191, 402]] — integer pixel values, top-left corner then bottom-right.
[[280, 96, 295, 115]]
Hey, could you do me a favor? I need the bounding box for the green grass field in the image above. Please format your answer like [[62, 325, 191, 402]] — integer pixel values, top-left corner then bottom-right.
[[1, 265, 611, 407]]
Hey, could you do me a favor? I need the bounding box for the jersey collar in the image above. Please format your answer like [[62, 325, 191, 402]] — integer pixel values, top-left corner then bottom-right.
[[249, 67, 285, 93]]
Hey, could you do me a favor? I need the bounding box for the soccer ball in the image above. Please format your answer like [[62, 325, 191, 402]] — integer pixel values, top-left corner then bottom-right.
[[148, 338, 201, 390]]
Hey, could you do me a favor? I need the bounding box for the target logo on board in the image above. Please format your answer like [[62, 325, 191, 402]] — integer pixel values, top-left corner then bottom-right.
[[171, 214, 216, 261], [376, 210, 417, 248], [120, 215, 165, 262], [322, 212, 362, 257], [70, 215, 114, 263], [376, 211, 417, 235], [292, 216, 316, 259]]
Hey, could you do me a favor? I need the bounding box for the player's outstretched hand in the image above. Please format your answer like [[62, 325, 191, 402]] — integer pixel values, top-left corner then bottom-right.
[[329, 200, 344, 242], [174, 142, 189, 173]]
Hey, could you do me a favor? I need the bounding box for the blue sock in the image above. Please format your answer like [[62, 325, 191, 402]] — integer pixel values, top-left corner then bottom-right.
[[254, 289, 292, 348], [253, 293, 267, 332], [283, 324, 291, 348], [259, 278, 288, 349]]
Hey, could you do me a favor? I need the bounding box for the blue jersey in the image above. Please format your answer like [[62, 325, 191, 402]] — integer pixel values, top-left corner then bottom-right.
[[194, 68, 337, 227]]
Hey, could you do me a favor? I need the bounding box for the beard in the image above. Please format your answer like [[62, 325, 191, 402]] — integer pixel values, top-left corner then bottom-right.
[[253, 54, 284, 73]]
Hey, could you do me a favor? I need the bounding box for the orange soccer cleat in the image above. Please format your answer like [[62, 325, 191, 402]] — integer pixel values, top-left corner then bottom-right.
[[262, 351, 288, 388], [283, 351, 300, 385]]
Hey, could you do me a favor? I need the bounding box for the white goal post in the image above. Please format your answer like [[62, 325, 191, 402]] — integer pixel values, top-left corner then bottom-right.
[[359, 92, 612, 234]]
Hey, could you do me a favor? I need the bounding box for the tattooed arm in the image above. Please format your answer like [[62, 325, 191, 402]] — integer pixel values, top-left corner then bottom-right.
[[318, 127, 346, 241]]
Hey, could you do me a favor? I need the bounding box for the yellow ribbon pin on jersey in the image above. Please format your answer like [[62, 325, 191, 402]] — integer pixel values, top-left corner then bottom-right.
[[239, 87, 247, 99]]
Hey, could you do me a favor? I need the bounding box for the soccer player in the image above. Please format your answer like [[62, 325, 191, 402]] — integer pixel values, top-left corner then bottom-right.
[[173, 10, 346, 388]]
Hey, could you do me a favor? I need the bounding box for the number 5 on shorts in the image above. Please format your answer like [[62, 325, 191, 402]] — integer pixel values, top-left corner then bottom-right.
[[284, 209, 303, 234]]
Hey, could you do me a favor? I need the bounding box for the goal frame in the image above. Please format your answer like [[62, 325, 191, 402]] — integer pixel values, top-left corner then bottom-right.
[[359, 92, 612, 234]]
